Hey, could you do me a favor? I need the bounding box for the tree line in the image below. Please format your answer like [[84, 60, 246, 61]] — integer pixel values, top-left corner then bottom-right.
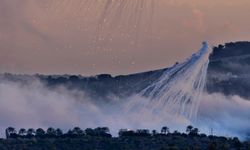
[[118, 125, 201, 137], [5, 125, 212, 139], [3, 125, 246, 150], [5, 127, 111, 139]]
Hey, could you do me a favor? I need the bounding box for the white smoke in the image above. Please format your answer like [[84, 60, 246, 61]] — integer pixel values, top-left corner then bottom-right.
[[1, 77, 250, 140], [197, 93, 250, 139], [1, 43, 250, 140], [0, 78, 187, 135], [128, 42, 211, 121], [0, 79, 83, 131]]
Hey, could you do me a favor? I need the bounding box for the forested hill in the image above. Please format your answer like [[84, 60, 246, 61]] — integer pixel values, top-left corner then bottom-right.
[[1, 41, 250, 100], [207, 41, 250, 98], [2, 126, 249, 150]]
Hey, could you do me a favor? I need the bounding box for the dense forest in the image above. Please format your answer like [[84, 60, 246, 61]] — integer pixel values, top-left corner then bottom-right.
[[1, 126, 249, 150]]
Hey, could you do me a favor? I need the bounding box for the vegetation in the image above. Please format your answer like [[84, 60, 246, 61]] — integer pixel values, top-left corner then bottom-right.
[[1, 126, 249, 150]]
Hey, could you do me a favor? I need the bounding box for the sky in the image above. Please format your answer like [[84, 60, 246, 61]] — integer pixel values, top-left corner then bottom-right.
[[1, 0, 250, 76]]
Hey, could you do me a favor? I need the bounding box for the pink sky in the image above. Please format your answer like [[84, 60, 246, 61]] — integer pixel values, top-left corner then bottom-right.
[[0, 0, 250, 75]]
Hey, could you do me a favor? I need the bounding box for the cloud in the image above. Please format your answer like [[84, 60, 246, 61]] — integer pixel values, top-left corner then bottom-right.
[[0, 76, 250, 140], [0, 78, 82, 130], [0, 77, 188, 136], [197, 93, 250, 139]]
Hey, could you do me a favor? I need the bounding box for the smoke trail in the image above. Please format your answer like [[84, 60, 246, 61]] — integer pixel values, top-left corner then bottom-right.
[[125, 42, 211, 121], [42, 0, 159, 47]]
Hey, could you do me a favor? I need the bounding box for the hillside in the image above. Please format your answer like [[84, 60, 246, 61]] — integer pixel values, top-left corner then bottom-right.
[[207, 41, 250, 98], [1, 41, 250, 100]]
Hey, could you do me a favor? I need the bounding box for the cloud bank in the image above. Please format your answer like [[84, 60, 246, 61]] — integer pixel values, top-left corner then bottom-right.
[[0, 78, 250, 140]]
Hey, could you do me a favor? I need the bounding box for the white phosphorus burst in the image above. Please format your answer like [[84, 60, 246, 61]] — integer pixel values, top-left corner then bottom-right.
[[45, 1, 211, 122], [126, 42, 211, 122]]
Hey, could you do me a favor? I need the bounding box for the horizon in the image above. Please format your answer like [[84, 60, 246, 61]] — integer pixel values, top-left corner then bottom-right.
[[0, 40, 247, 77]]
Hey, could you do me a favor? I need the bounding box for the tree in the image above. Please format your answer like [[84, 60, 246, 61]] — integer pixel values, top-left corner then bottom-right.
[[27, 128, 35, 137], [190, 128, 199, 136], [94, 127, 110, 136], [136, 129, 150, 136], [69, 75, 79, 82], [5, 127, 16, 138], [186, 125, 193, 134], [118, 129, 135, 137], [173, 130, 181, 136], [55, 128, 63, 137], [233, 137, 242, 148], [46, 127, 56, 137], [66, 129, 74, 138], [72, 127, 84, 136], [101, 127, 110, 134], [152, 130, 157, 136], [18, 128, 26, 136], [161, 126, 169, 134], [36, 128, 45, 137], [218, 44, 224, 50]]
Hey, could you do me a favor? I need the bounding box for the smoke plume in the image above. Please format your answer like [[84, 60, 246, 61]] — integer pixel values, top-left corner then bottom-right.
[[0, 77, 250, 140]]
